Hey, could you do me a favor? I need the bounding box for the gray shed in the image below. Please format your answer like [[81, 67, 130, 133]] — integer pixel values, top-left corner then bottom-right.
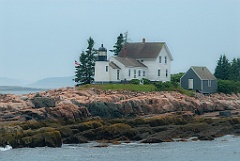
[[180, 66, 217, 94]]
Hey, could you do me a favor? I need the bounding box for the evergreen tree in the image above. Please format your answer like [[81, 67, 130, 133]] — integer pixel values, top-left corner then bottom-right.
[[229, 58, 240, 81], [74, 37, 96, 85], [214, 55, 231, 80], [110, 33, 125, 55], [214, 55, 223, 79]]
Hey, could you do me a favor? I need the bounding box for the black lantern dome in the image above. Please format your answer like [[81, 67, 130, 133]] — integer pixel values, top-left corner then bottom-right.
[[97, 44, 107, 61]]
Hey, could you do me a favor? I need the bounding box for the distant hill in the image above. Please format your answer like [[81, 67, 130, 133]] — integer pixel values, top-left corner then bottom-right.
[[28, 76, 75, 89], [0, 86, 45, 91], [0, 77, 32, 86]]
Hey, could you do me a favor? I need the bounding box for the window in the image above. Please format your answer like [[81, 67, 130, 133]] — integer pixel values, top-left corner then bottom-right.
[[129, 69, 131, 77], [208, 80, 211, 87], [143, 71, 146, 76], [166, 69, 168, 77], [165, 56, 167, 64], [106, 66, 108, 72], [117, 70, 120, 80], [158, 69, 161, 76], [134, 69, 136, 78], [138, 70, 141, 76], [159, 56, 162, 63]]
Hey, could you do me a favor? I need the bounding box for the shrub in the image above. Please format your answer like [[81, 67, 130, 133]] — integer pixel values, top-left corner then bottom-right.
[[217, 79, 238, 94], [154, 81, 175, 91], [142, 78, 151, 84], [129, 79, 140, 84]]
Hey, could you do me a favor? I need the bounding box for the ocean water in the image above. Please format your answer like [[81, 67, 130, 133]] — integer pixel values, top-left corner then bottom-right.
[[0, 90, 46, 95], [1, 135, 240, 161]]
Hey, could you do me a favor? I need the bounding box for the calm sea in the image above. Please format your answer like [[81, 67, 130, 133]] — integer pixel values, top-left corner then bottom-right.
[[0, 90, 46, 95], [1, 135, 240, 161]]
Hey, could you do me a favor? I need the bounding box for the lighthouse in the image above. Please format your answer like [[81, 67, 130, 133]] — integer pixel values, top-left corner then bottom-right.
[[94, 44, 109, 83]]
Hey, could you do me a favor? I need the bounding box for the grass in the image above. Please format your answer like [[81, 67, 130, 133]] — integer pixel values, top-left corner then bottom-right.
[[78, 84, 157, 92], [77, 83, 194, 97]]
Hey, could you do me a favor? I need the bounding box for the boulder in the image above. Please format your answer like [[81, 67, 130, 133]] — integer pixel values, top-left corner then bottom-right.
[[31, 97, 56, 108]]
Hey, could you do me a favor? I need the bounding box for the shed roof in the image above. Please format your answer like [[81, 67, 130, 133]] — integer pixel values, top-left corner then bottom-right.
[[118, 42, 173, 60], [191, 66, 216, 80], [115, 57, 147, 68]]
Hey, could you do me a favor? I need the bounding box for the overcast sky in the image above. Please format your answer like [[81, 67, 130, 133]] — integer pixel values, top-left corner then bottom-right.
[[0, 0, 239, 81]]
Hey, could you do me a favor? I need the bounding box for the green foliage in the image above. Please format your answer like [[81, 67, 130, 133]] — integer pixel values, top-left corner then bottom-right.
[[78, 84, 157, 92], [214, 55, 240, 81], [213, 55, 240, 94], [129, 79, 140, 84], [75, 37, 97, 85], [171, 73, 184, 84], [217, 79, 240, 94], [154, 81, 175, 91], [110, 32, 128, 55], [229, 58, 240, 81], [142, 78, 151, 84], [214, 55, 231, 80], [154, 81, 194, 96]]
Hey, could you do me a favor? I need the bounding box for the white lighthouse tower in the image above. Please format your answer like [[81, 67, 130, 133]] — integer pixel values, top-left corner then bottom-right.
[[94, 44, 109, 83]]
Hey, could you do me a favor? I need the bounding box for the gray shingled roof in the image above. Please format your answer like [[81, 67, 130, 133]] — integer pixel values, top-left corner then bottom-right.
[[115, 57, 147, 68], [191, 66, 216, 80], [118, 42, 173, 60], [109, 61, 121, 69]]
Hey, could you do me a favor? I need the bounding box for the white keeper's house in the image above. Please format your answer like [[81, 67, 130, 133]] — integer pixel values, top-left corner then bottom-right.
[[94, 38, 173, 83]]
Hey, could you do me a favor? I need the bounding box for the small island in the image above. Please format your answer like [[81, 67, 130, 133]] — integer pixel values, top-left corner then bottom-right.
[[0, 85, 240, 148]]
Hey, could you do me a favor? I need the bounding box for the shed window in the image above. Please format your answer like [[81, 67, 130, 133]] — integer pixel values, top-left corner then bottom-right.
[[208, 80, 211, 87]]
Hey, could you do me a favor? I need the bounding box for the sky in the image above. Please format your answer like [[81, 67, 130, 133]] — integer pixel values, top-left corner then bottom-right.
[[0, 0, 240, 82]]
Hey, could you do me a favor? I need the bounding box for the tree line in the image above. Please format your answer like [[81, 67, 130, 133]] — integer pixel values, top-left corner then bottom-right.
[[214, 55, 240, 94]]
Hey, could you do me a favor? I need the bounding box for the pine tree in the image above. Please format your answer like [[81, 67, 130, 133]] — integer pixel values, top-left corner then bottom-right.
[[221, 55, 231, 80], [110, 33, 124, 55], [214, 55, 223, 79], [229, 58, 240, 81], [214, 55, 231, 80], [74, 37, 96, 85]]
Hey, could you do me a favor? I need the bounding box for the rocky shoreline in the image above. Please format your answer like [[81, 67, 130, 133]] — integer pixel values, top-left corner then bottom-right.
[[0, 87, 240, 148]]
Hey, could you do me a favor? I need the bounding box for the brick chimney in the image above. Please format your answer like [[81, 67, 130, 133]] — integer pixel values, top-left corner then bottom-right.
[[142, 38, 146, 43]]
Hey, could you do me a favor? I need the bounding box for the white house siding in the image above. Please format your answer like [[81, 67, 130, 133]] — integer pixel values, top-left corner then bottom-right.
[[109, 67, 121, 82], [140, 45, 171, 82], [127, 67, 147, 80], [94, 61, 110, 83], [109, 57, 147, 81]]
